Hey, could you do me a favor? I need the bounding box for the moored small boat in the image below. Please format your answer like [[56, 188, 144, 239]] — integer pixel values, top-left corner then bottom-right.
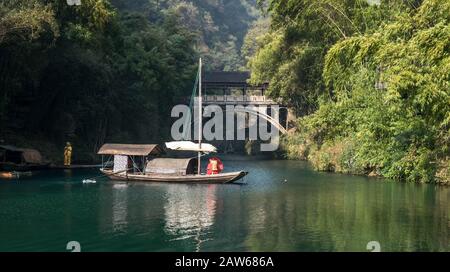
[[100, 168, 247, 184], [0, 171, 32, 179], [96, 58, 249, 184], [97, 143, 248, 184]]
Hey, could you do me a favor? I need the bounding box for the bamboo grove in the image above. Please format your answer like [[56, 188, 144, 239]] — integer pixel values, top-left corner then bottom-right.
[[248, 0, 449, 183]]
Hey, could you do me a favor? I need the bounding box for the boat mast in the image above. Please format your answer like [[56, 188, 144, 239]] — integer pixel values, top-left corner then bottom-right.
[[198, 58, 202, 175]]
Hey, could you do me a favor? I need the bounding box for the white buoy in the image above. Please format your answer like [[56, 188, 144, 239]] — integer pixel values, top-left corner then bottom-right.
[[82, 179, 96, 184]]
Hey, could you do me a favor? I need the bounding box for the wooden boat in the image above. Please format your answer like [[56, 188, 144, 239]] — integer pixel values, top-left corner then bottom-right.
[[96, 58, 249, 184], [100, 168, 248, 184], [0, 171, 32, 179], [97, 144, 248, 184], [0, 171, 16, 179]]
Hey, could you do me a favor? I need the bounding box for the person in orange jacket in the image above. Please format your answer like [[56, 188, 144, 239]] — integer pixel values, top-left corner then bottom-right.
[[207, 157, 223, 175]]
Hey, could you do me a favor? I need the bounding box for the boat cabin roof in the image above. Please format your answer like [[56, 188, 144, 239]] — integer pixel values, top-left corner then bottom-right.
[[146, 157, 197, 175], [97, 144, 163, 156]]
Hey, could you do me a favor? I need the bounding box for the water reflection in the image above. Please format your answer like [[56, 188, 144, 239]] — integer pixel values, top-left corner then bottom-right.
[[241, 169, 450, 252], [111, 183, 129, 233], [164, 184, 218, 251], [1, 161, 446, 252], [63, 169, 72, 179]]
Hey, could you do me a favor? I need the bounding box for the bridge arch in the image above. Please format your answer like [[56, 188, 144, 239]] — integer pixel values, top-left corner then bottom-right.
[[232, 107, 287, 135], [186, 106, 288, 136]]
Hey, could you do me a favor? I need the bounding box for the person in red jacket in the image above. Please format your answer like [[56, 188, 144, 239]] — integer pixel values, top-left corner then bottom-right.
[[207, 157, 224, 175]]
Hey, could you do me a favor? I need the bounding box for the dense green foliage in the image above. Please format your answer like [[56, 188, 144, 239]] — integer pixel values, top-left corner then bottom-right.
[[112, 0, 261, 71], [250, 0, 449, 183], [0, 0, 262, 163], [0, 0, 198, 162], [1, 0, 448, 184], [249, 0, 414, 114]]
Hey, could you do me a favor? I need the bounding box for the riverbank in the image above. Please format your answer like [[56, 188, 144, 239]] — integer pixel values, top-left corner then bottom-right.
[[247, 1, 449, 186], [1, 132, 100, 165], [280, 133, 449, 185], [3, 129, 448, 185]]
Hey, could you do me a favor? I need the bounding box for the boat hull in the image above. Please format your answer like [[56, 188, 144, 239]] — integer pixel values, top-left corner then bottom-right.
[[100, 169, 248, 184]]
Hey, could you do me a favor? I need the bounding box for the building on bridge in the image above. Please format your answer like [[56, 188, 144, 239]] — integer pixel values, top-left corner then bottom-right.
[[179, 71, 295, 153], [202, 71, 277, 106]]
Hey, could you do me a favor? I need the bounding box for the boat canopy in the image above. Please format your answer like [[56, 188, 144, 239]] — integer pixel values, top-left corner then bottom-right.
[[146, 158, 197, 176], [97, 144, 163, 156], [165, 141, 217, 153]]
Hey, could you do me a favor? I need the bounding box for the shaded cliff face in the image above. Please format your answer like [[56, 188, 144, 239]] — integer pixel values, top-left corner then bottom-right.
[[110, 0, 261, 71]]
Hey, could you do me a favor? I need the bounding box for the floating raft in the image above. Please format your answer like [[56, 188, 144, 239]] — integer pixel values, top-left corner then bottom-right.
[[0, 171, 32, 179]]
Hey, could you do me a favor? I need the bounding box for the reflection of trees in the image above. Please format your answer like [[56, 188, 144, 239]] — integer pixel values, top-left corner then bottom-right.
[[97, 182, 169, 249], [243, 176, 449, 252], [164, 185, 218, 252]]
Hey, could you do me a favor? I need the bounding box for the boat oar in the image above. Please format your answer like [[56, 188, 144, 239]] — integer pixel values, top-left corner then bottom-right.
[[82, 168, 133, 183]]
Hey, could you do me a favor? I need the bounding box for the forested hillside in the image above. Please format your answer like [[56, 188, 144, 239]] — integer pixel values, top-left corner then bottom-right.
[[0, 0, 260, 163], [112, 0, 262, 70], [2, 0, 447, 183], [248, 0, 449, 183]]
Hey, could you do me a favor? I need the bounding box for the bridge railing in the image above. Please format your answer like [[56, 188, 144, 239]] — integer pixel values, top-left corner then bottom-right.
[[203, 95, 277, 104]]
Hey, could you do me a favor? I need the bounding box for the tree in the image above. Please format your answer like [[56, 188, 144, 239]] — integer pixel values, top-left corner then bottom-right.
[[272, 0, 449, 183], [248, 0, 418, 114], [0, 0, 197, 162]]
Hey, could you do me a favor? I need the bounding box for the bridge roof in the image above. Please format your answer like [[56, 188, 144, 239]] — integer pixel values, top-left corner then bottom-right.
[[203, 72, 268, 87], [203, 72, 250, 83]]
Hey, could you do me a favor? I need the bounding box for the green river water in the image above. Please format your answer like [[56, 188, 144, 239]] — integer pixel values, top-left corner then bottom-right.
[[0, 159, 448, 252]]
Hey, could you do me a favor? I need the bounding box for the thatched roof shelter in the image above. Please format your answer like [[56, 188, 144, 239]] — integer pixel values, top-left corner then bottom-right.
[[0, 145, 44, 164]]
